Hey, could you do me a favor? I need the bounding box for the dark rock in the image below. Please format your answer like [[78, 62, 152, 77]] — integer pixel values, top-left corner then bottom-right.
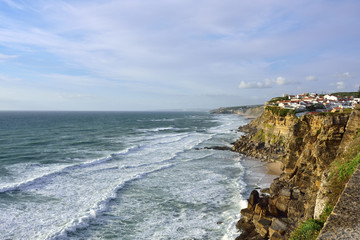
[[275, 196, 289, 215], [268, 198, 279, 217], [270, 231, 285, 240], [291, 188, 301, 199], [279, 188, 292, 199], [248, 190, 260, 210], [204, 146, 232, 151], [260, 188, 270, 194], [240, 208, 254, 222], [254, 218, 272, 238], [270, 179, 283, 195], [236, 218, 254, 232], [269, 218, 288, 238], [287, 200, 304, 218]]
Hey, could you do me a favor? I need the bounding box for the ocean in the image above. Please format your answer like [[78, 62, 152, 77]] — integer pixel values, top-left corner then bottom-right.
[[0, 111, 274, 240]]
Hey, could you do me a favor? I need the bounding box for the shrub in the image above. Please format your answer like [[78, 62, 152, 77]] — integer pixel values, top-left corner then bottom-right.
[[290, 219, 324, 240], [337, 153, 360, 182], [268, 96, 289, 103], [253, 129, 265, 142], [266, 106, 296, 117], [290, 202, 334, 240]]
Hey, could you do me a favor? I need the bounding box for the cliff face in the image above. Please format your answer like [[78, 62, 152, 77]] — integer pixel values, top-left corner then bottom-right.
[[233, 109, 360, 240], [211, 105, 264, 118]]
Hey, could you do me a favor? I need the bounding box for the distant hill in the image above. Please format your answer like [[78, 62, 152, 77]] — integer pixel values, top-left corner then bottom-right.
[[331, 91, 360, 97], [210, 105, 264, 118]]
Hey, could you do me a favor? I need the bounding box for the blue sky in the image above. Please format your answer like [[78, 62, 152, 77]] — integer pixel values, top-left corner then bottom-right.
[[0, 0, 359, 111]]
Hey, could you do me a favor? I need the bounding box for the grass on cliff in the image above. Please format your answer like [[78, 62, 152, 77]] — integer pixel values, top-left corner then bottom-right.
[[336, 153, 360, 181], [291, 131, 360, 240], [290, 203, 334, 240], [289, 219, 323, 240], [327, 136, 360, 206], [265, 106, 296, 117], [268, 96, 289, 104]]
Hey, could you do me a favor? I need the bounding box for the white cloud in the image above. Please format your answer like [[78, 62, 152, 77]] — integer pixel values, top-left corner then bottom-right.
[[238, 80, 272, 89], [238, 76, 292, 89], [336, 81, 345, 89], [335, 72, 354, 79], [305, 75, 317, 81], [274, 76, 290, 85], [0, 53, 17, 62], [342, 72, 352, 78]]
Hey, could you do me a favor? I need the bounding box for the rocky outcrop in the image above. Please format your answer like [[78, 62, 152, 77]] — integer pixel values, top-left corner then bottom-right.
[[233, 108, 298, 162], [211, 105, 264, 118], [233, 109, 360, 239]]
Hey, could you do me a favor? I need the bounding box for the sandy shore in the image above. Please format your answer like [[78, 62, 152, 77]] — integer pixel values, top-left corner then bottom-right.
[[267, 161, 282, 176], [240, 157, 282, 192]]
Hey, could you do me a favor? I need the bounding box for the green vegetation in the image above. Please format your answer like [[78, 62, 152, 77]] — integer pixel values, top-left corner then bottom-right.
[[269, 134, 285, 145], [326, 134, 360, 206], [319, 203, 334, 222], [253, 129, 265, 142], [290, 203, 334, 240], [355, 128, 360, 139], [317, 128, 322, 135], [265, 123, 274, 129], [336, 153, 360, 182], [331, 91, 358, 97], [289, 219, 324, 240], [268, 96, 289, 104], [266, 106, 296, 117], [212, 104, 263, 113]]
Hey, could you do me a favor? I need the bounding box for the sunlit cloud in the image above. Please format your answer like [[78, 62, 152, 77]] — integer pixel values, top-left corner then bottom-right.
[[336, 81, 346, 89], [335, 72, 355, 79], [238, 76, 292, 89], [305, 75, 317, 81]]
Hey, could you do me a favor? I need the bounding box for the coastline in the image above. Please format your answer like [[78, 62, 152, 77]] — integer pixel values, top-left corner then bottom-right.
[[232, 105, 360, 240], [266, 162, 282, 176], [239, 157, 281, 191]]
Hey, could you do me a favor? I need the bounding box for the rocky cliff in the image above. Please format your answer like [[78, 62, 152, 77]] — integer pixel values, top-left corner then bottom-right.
[[233, 107, 360, 240], [211, 105, 264, 118]]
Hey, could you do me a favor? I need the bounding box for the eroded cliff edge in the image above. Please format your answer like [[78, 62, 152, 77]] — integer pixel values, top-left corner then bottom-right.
[[233, 107, 360, 239]]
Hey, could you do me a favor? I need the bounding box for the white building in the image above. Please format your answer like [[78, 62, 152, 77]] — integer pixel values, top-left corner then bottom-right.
[[324, 95, 338, 101]]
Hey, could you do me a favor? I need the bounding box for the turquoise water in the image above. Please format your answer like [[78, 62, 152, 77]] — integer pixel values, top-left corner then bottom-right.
[[0, 111, 266, 240]]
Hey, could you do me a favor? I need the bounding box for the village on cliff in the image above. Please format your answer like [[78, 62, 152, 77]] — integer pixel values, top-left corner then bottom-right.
[[268, 93, 360, 114]]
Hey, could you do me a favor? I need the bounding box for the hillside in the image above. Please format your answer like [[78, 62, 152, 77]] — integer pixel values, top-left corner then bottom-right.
[[211, 105, 264, 118]]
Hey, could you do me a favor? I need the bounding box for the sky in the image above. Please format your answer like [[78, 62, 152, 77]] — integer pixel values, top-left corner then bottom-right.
[[0, 0, 359, 111]]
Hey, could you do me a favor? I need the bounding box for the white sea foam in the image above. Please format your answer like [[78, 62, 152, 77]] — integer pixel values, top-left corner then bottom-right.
[[0, 162, 175, 240], [0, 145, 141, 193], [0, 113, 252, 240], [137, 126, 176, 132], [45, 163, 175, 240]]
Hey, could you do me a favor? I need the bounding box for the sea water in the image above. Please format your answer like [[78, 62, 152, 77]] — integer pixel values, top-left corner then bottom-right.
[[0, 111, 271, 240]]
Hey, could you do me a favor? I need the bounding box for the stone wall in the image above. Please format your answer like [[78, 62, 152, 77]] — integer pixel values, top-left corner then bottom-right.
[[317, 165, 360, 239]]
